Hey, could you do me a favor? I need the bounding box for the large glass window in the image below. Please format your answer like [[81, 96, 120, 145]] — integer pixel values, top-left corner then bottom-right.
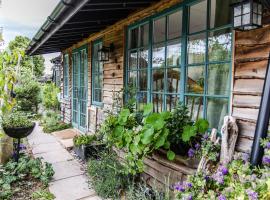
[[126, 0, 233, 129], [63, 54, 69, 98], [92, 40, 103, 105]]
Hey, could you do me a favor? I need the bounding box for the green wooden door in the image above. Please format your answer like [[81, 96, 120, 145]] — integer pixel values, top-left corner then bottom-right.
[[72, 46, 88, 132]]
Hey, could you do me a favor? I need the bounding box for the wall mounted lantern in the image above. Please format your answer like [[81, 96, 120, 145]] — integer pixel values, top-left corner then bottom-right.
[[232, 0, 263, 30], [98, 43, 115, 62]]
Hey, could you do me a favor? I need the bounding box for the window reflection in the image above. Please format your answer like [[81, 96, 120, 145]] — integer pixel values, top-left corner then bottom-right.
[[152, 69, 164, 92], [139, 70, 147, 91], [129, 51, 137, 70], [153, 93, 164, 112], [187, 66, 204, 94], [153, 17, 166, 43], [207, 98, 228, 129], [168, 11, 182, 39], [139, 49, 148, 69], [167, 68, 180, 93], [166, 95, 179, 111], [167, 40, 181, 67], [152, 45, 165, 68], [186, 96, 204, 121], [189, 0, 207, 33], [210, 0, 232, 28], [188, 34, 206, 64]]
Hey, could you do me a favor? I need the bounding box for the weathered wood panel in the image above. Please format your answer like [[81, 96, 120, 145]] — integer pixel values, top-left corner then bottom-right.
[[235, 60, 267, 79], [233, 79, 264, 95]]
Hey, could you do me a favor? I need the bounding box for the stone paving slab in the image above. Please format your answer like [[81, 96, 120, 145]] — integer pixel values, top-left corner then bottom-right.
[[28, 135, 57, 146], [52, 160, 84, 181], [35, 149, 73, 164], [59, 138, 74, 149], [49, 175, 95, 200], [52, 129, 79, 140], [32, 142, 63, 155], [79, 196, 102, 200]]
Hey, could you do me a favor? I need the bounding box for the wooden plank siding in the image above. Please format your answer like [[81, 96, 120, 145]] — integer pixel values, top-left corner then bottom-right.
[[233, 26, 270, 153]]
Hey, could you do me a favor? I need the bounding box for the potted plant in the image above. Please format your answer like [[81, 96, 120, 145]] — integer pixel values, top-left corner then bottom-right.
[[73, 134, 106, 160], [2, 112, 35, 139]]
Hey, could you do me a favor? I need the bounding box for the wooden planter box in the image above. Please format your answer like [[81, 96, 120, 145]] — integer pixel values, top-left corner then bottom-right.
[[74, 143, 106, 160], [114, 148, 198, 189]]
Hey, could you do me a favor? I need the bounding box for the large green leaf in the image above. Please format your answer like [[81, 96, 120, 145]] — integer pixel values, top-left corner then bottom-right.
[[113, 125, 124, 137], [160, 111, 171, 120], [195, 118, 209, 133], [145, 113, 165, 130], [182, 125, 198, 142], [143, 103, 153, 116], [141, 127, 155, 144], [117, 109, 130, 125], [167, 150, 175, 161], [155, 135, 166, 149]]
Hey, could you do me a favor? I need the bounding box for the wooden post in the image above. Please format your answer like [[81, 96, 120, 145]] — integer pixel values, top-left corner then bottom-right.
[[220, 116, 239, 164]]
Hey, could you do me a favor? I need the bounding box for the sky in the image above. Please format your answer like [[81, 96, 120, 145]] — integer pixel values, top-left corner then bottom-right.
[[0, 0, 61, 75]]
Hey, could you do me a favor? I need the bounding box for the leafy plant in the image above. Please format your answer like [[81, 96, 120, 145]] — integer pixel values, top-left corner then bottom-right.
[[182, 119, 209, 142], [41, 111, 71, 133], [2, 111, 33, 128], [32, 189, 55, 200], [73, 135, 97, 147], [0, 154, 54, 199], [87, 150, 128, 199], [42, 83, 60, 111]]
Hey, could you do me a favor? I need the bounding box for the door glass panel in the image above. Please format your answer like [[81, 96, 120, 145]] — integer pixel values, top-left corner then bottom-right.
[[139, 49, 149, 69], [210, 0, 232, 28], [207, 98, 228, 129], [167, 68, 180, 93], [208, 63, 230, 95], [153, 93, 164, 112], [152, 69, 164, 92], [140, 24, 149, 47], [189, 0, 207, 33], [139, 70, 147, 91], [129, 28, 139, 49], [167, 40, 181, 67], [137, 92, 148, 110], [129, 51, 137, 70], [187, 65, 204, 94], [168, 10, 182, 39], [188, 33, 206, 64], [128, 71, 137, 87], [208, 29, 232, 62], [186, 96, 204, 121], [152, 44, 165, 68], [153, 17, 166, 43], [166, 94, 179, 111]]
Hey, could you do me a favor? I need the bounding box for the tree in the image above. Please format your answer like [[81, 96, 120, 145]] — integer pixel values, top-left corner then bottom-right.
[[8, 36, 45, 78]]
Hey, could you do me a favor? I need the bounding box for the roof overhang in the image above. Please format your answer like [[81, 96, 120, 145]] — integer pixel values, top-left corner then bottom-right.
[[26, 0, 160, 56]]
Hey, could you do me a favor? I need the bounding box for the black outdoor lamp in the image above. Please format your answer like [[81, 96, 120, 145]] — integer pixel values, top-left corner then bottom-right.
[[98, 43, 115, 62], [232, 0, 263, 30]]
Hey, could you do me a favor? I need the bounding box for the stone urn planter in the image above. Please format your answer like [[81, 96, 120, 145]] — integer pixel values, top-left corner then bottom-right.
[[74, 143, 106, 160]]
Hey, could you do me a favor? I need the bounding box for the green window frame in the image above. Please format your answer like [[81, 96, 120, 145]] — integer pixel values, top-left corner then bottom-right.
[[92, 39, 103, 106], [125, 0, 233, 129], [63, 54, 69, 98]]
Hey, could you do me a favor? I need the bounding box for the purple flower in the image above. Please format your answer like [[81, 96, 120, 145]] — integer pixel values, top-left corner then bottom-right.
[[220, 166, 229, 175], [188, 148, 195, 158], [262, 156, 270, 165], [19, 144, 26, 150], [218, 194, 226, 200], [202, 133, 209, 140], [195, 143, 200, 150], [246, 189, 258, 200], [186, 182, 193, 188], [187, 194, 193, 200], [204, 175, 210, 181], [266, 142, 270, 149], [212, 171, 224, 185], [174, 183, 185, 192]]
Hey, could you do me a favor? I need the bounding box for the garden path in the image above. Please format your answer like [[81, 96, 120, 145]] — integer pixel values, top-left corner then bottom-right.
[[27, 123, 101, 200]]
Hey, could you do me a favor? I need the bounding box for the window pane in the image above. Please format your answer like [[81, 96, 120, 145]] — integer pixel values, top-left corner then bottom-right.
[[168, 10, 182, 39], [140, 24, 149, 47], [129, 51, 137, 70], [167, 68, 180, 93], [152, 44, 165, 68], [188, 33, 206, 64], [139, 49, 149, 69], [94, 75, 102, 89], [153, 93, 164, 112], [94, 89, 102, 102], [152, 69, 164, 92], [210, 0, 232, 28], [137, 92, 147, 110], [187, 65, 204, 94], [153, 17, 166, 43], [166, 94, 179, 111], [208, 63, 230, 95], [186, 96, 204, 121], [139, 70, 147, 91], [208, 29, 232, 62], [207, 98, 228, 129], [128, 71, 137, 87], [167, 40, 181, 67], [129, 28, 139, 49], [189, 0, 207, 33]]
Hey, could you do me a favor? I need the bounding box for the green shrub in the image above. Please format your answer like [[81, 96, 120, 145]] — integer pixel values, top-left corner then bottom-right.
[[32, 189, 55, 200], [73, 135, 97, 147], [87, 150, 128, 199], [42, 83, 60, 111], [41, 111, 71, 133], [15, 73, 41, 113], [0, 154, 54, 199], [2, 111, 33, 128]]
